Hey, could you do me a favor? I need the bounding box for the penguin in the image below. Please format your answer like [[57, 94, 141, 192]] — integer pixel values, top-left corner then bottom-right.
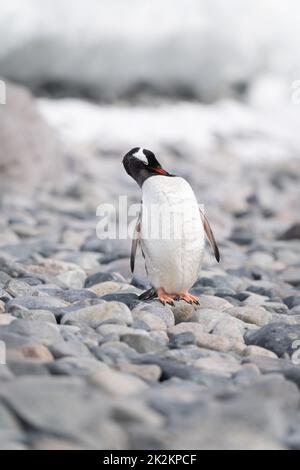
[[123, 147, 220, 306]]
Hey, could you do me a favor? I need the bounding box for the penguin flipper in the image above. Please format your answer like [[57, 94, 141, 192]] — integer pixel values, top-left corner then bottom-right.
[[199, 209, 220, 262], [130, 213, 141, 273]]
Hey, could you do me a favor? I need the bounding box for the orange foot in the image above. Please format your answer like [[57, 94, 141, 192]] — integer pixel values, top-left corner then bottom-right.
[[157, 288, 177, 306], [176, 292, 199, 305]]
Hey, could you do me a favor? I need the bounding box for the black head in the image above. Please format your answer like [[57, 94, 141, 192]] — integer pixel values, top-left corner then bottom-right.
[[122, 147, 171, 187]]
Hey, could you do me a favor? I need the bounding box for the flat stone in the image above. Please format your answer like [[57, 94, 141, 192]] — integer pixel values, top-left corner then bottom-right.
[[5, 279, 38, 297], [195, 332, 244, 354], [117, 363, 162, 382], [84, 271, 125, 288], [167, 322, 204, 338], [169, 332, 196, 348], [48, 357, 107, 376], [263, 301, 289, 315], [279, 223, 300, 240], [20, 344, 54, 362], [132, 302, 175, 327], [6, 296, 68, 312], [245, 323, 300, 358], [242, 345, 278, 359], [132, 311, 167, 331], [61, 301, 132, 328], [56, 289, 98, 303], [0, 376, 125, 449], [89, 368, 148, 395], [0, 314, 16, 325], [27, 259, 86, 289], [226, 306, 272, 327], [196, 295, 233, 311], [10, 307, 57, 324], [8, 360, 50, 376], [49, 340, 91, 359], [193, 354, 242, 377], [0, 319, 62, 346], [120, 331, 167, 354], [88, 281, 121, 296], [279, 267, 300, 287], [192, 308, 228, 331], [100, 293, 139, 309], [284, 296, 300, 310]]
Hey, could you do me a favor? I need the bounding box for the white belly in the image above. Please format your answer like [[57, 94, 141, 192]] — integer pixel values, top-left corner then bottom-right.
[[141, 176, 205, 294]]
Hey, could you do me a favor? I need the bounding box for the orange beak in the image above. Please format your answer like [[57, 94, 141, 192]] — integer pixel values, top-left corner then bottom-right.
[[152, 167, 169, 176]]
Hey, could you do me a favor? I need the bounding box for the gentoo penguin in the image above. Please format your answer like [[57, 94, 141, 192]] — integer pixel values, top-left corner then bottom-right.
[[123, 147, 220, 305]]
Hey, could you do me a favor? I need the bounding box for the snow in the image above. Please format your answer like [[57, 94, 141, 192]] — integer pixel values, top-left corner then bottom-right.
[[38, 96, 300, 165]]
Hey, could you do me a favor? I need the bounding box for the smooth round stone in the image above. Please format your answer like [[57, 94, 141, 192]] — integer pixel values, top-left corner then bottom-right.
[[88, 368, 148, 396], [169, 332, 196, 348], [61, 301, 132, 328], [242, 292, 269, 306], [290, 306, 300, 315], [84, 271, 125, 288], [26, 259, 87, 289], [167, 322, 204, 339], [212, 317, 245, 342], [6, 296, 69, 312], [120, 331, 167, 354], [132, 311, 167, 331], [48, 340, 91, 359], [117, 363, 162, 382], [193, 354, 241, 377], [20, 344, 54, 363], [195, 332, 244, 354], [279, 267, 300, 287], [171, 301, 198, 323], [88, 281, 121, 296], [56, 269, 86, 289], [1, 319, 62, 346], [196, 295, 233, 311], [48, 357, 107, 376], [262, 301, 288, 315], [0, 314, 16, 325], [279, 223, 300, 240], [284, 296, 300, 309], [96, 324, 134, 337], [5, 279, 38, 297], [242, 345, 278, 359], [226, 306, 272, 327], [55, 289, 98, 303], [244, 323, 300, 358], [10, 308, 57, 324], [248, 252, 274, 268], [100, 293, 139, 310], [132, 302, 175, 328], [192, 308, 228, 332]]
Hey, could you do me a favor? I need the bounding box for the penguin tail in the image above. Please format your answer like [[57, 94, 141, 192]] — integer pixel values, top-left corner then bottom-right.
[[139, 288, 157, 301]]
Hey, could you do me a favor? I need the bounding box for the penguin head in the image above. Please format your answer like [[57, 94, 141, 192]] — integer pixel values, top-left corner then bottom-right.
[[123, 147, 170, 186]]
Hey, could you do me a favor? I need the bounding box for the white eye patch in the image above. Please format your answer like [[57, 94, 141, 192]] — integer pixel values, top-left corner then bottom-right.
[[133, 147, 148, 164]]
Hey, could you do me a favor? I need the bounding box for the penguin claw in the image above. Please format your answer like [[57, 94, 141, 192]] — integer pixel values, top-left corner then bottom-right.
[[178, 292, 200, 305], [157, 288, 177, 306]]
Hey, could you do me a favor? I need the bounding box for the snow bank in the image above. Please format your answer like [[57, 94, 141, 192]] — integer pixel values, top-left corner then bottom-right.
[[1, 0, 300, 101]]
